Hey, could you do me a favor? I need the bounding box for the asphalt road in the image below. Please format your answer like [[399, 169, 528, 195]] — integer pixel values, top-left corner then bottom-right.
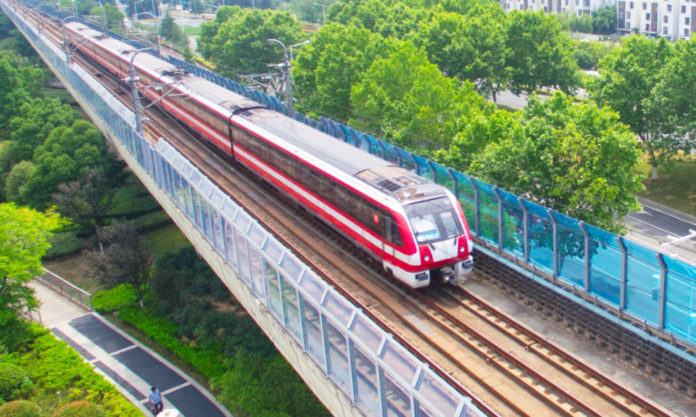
[[624, 200, 696, 265]]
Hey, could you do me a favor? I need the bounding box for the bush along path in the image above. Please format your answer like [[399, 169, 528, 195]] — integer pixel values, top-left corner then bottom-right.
[[26, 279, 232, 417]]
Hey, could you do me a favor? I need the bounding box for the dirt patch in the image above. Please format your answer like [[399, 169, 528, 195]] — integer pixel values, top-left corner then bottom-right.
[[44, 254, 104, 294]]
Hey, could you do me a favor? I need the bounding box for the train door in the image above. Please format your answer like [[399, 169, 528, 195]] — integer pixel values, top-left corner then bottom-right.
[[383, 215, 396, 263]]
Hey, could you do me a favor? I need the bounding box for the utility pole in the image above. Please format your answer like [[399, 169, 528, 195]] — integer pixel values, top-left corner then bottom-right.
[[266, 38, 292, 112]]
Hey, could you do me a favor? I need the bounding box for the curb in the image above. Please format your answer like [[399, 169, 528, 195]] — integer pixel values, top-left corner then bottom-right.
[[637, 197, 696, 226]]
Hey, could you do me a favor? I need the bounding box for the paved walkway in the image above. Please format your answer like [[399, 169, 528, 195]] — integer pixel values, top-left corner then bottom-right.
[[29, 280, 233, 417]]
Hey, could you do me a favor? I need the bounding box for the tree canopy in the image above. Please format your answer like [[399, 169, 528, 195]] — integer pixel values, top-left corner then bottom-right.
[[349, 40, 494, 151], [0, 203, 62, 332], [198, 7, 305, 80], [293, 24, 387, 121], [468, 93, 643, 232], [505, 11, 580, 95], [588, 35, 675, 178]]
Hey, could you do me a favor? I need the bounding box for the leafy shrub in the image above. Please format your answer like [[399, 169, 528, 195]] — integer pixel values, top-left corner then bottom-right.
[[130, 211, 172, 233], [0, 400, 41, 417], [52, 401, 104, 417], [45, 231, 88, 259], [108, 184, 160, 217], [0, 363, 33, 402], [5, 328, 140, 417], [116, 307, 225, 379], [92, 284, 137, 313]]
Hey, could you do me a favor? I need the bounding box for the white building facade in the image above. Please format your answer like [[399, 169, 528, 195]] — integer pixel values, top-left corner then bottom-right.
[[500, 0, 615, 16], [617, 0, 696, 40]]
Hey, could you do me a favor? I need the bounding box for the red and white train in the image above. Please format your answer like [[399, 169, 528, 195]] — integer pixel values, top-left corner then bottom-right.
[[63, 21, 474, 288]]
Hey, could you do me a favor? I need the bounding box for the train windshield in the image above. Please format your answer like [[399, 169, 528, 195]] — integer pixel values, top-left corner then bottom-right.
[[404, 197, 463, 244]]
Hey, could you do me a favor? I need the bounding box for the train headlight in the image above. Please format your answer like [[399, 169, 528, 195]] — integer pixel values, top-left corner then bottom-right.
[[424, 255, 431, 262], [459, 246, 466, 253]]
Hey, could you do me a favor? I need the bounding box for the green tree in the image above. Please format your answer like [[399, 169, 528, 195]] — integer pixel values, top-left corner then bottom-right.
[[505, 11, 580, 95], [12, 120, 117, 209], [349, 40, 494, 151], [159, 13, 185, 46], [91, 4, 125, 31], [0, 363, 33, 403], [293, 24, 387, 121], [84, 220, 152, 308], [0, 57, 29, 138], [202, 7, 304, 80], [469, 93, 643, 232], [588, 35, 674, 178], [212, 352, 328, 416], [647, 38, 696, 156], [1, 98, 78, 173], [52, 168, 115, 236], [592, 5, 617, 34], [4, 161, 35, 203], [0, 203, 62, 335], [423, 4, 508, 101], [0, 400, 41, 417], [572, 40, 613, 70]]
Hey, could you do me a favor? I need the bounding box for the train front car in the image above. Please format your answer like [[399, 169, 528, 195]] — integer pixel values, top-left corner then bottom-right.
[[357, 167, 474, 288]]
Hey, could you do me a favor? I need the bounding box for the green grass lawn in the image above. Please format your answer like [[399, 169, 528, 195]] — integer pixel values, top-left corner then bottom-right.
[[144, 223, 192, 258], [636, 158, 696, 217]]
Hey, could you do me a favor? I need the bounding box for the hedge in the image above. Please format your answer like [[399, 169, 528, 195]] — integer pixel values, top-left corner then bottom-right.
[[0, 400, 41, 417], [0, 363, 33, 403], [4, 325, 140, 417]]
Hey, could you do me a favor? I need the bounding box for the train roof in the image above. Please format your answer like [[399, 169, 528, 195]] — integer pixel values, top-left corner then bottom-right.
[[65, 20, 448, 205], [239, 109, 444, 204]]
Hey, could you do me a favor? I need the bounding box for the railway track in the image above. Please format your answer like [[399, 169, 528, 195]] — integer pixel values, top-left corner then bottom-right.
[[26, 9, 685, 416]]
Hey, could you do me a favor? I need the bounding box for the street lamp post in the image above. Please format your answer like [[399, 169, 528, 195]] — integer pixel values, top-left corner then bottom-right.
[[314, 2, 325, 25], [134, 11, 160, 55], [127, 48, 153, 135], [71, 0, 77, 17], [289, 39, 310, 61], [96, 0, 108, 28], [61, 15, 74, 63], [266, 38, 292, 111]]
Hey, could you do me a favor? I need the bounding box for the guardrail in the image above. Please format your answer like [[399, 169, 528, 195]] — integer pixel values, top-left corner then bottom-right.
[[37, 269, 93, 310]]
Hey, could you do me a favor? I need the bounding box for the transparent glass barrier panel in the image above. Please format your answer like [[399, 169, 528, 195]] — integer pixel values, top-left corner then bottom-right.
[[413, 154, 434, 182], [323, 290, 355, 327], [279, 254, 304, 283], [300, 296, 325, 365], [223, 219, 238, 272], [324, 319, 351, 393], [587, 225, 622, 305], [265, 259, 282, 319], [351, 315, 385, 354], [248, 244, 267, 302], [383, 371, 411, 417], [212, 211, 225, 254], [280, 274, 302, 340], [247, 223, 267, 248], [453, 172, 476, 226], [476, 181, 499, 244], [350, 344, 379, 416], [416, 371, 459, 417], [528, 212, 554, 274], [262, 238, 285, 265], [298, 271, 327, 304], [501, 201, 524, 256], [624, 240, 661, 325], [431, 162, 453, 191], [233, 227, 251, 285], [556, 225, 585, 287], [182, 182, 194, 218], [381, 341, 418, 384]]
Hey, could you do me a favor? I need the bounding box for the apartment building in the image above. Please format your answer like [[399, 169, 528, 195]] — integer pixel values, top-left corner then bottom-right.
[[617, 0, 696, 40], [500, 0, 615, 16]]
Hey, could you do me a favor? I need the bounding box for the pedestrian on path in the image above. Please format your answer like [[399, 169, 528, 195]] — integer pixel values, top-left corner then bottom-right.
[[149, 386, 163, 416]]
